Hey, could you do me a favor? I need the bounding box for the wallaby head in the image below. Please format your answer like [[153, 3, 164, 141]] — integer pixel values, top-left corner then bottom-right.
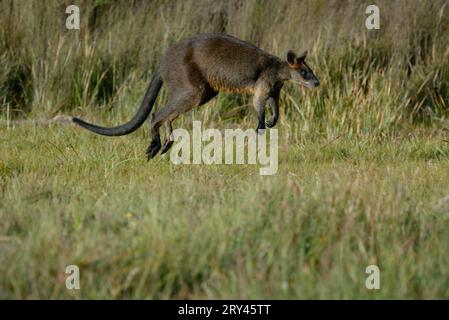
[[286, 50, 319, 88]]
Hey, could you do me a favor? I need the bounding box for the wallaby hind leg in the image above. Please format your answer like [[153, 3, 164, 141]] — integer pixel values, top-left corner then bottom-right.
[[160, 121, 174, 154], [146, 123, 162, 160], [146, 93, 200, 160], [148, 85, 218, 158]]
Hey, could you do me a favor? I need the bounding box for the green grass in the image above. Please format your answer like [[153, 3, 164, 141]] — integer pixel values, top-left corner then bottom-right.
[[1, 124, 449, 299], [1, 0, 449, 299]]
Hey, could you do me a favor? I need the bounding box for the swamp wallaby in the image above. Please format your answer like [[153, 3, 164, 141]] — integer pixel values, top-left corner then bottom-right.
[[72, 33, 319, 159]]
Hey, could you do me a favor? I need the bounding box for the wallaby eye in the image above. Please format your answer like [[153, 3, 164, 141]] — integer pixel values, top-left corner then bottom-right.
[[300, 69, 307, 77]]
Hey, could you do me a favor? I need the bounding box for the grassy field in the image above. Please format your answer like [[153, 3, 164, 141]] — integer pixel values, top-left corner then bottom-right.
[[1, 0, 449, 299], [1, 124, 449, 299]]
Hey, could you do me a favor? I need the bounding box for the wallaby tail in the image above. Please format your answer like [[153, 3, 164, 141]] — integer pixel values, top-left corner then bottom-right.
[[72, 72, 163, 136]]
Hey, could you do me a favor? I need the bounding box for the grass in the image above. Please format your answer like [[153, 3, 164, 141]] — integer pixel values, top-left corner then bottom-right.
[[1, 123, 449, 299], [1, 0, 449, 299]]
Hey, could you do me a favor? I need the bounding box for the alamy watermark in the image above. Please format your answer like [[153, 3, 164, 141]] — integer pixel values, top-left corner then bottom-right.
[[365, 265, 380, 290], [65, 265, 80, 290], [65, 5, 80, 30], [66, 4, 379, 31], [365, 5, 380, 30], [168, 121, 278, 176]]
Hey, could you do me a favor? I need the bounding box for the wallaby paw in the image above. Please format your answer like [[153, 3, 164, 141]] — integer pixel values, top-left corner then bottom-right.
[[266, 119, 277, 128], [146, 139, 161, 160], [160, 140, 174, 155]]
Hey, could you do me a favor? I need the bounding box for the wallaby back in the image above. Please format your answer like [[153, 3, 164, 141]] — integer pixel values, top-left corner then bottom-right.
[[159, 33, 284, 95]]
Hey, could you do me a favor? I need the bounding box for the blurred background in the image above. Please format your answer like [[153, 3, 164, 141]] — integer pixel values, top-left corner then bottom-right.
[[1, 0, 448, 140]]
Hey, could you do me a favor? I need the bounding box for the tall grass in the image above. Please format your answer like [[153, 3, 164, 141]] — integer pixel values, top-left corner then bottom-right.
[[2, 1, 449, 299], [1, 0, 448, 139]]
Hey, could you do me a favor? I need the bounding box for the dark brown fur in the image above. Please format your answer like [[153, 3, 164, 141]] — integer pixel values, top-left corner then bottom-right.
[[72, 33, 319, 159]]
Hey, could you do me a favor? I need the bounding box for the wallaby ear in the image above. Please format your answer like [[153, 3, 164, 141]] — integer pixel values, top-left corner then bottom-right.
[[287, 50, 297, 65], [297, 50, 308, 62]]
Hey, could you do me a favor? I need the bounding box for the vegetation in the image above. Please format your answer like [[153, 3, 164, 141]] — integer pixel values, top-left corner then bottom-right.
[[1, 0, 449, 298]]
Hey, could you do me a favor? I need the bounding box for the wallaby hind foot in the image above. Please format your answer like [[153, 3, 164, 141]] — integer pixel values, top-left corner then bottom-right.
[[160, 141, 174, 155], [146, 136, 162, 160], [160, 121, 174, 154]]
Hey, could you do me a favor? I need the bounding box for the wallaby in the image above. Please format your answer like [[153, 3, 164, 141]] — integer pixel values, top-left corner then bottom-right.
[[72, 33, 319, 160]]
